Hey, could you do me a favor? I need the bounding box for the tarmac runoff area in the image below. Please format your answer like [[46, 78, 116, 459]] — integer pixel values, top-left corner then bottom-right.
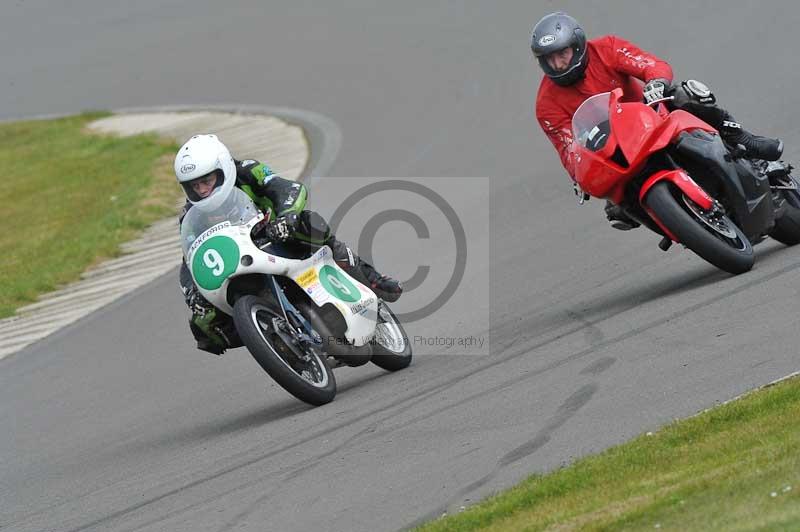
[[0, 111, 309, 360]]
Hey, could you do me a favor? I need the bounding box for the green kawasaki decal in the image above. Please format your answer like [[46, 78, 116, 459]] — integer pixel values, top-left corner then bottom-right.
[[319, 265, 360, 303], [191, 236, 240, 290]]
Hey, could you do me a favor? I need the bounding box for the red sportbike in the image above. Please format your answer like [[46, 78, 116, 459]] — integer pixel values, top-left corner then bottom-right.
[[571, 88, 800, 274]]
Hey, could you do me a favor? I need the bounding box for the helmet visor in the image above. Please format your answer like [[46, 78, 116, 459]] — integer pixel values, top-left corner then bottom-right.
[[538, 45, 581, 76], [542, 47, 573, 71], [181, 170, 225, 203]]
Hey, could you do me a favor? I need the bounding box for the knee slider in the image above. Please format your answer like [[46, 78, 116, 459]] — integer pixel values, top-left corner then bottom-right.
[[674, 79, 717, 107]]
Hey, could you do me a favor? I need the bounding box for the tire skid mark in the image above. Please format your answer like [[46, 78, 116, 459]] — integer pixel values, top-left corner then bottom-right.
[[491, 265, 723, 354], [50, 261, 800, 532], [256, 258, 799, 468], [580, 356, 617, 376], [566, 310, 606, 346], [57, 380, 482, 532], [408, 384, 598, 528], [345, 260, 796, 446], [64, 422, 378, 532], [477, 259, 800, 401], [103, 423, 373, 532], [499, 384, 598, 467], [403, 262, 800, 528]]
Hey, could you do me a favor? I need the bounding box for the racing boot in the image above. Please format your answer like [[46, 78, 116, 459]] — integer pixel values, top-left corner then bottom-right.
[[604, 201, 640, 231], [357, 260, 403, 303], [189, 319, 227, 355], [330, 238, 403, 302], [720, 121, 783, 161]]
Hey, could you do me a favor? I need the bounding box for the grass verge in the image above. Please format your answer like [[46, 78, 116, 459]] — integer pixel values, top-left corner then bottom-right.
[[418, 376, 800, 531], [1, 112, 181, 319]]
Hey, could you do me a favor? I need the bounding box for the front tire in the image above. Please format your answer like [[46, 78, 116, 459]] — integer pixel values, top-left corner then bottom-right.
[[645, 182, 754, 274], [370, 302, 412, 371], [233, 295, 336, 406]]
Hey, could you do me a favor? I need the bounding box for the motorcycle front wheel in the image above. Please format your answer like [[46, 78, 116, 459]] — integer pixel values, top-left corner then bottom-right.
[[233, 295, 336, 406], [370, 302, 413, 371], [645, 181, 754, 274]]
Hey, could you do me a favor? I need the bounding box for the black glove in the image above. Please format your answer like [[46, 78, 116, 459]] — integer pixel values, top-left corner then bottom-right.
[[643, 78, 672, 104], [266, 213, 300, 242]]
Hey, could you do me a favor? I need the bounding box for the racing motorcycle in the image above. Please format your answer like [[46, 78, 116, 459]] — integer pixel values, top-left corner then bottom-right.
[[572, 86, 800, 274], [180, 187, 412, 406]]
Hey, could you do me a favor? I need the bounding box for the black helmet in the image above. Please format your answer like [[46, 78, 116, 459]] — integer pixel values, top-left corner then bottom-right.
[[531, 12, 588, 87]]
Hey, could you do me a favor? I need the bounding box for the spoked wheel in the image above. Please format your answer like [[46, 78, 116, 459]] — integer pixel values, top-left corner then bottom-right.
[[646, 181, 754, 274], [233, 295, 336, 406], [370, 302, 412, 371]]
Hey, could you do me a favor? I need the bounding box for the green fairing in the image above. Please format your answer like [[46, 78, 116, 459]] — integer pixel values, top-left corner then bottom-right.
[[319, 265, 360, 302], [191, 236, 240, 290], [278, 184, 307, 216]]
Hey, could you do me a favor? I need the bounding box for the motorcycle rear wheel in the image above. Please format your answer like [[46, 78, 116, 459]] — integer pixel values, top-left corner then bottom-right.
[[646, 182, 754, 274], [233, 295, 336, 406], [769, 200, 800, 245]]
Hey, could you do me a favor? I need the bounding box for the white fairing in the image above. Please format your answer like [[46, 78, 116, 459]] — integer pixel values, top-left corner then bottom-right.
[[287, 247, 378, 346], [180, 188, 378, 346]]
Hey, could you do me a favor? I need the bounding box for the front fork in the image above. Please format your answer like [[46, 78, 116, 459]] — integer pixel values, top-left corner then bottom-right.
[[574, 183, 590, 205], [639, 168, 715, 242], [268, 276, 323, 351]]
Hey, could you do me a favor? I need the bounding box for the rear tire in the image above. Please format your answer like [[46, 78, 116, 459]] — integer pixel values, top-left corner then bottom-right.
[[769, 201, 800, 245], [233, 295, 336, 406], [370, 303, 413, 372], [645, 182, 754, 274]]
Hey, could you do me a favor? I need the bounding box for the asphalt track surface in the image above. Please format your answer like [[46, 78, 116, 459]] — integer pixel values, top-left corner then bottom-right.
[[3, 2, 799, 531]]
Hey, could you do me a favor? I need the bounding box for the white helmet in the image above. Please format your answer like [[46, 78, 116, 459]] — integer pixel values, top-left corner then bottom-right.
[[174, 134, 236, 211]]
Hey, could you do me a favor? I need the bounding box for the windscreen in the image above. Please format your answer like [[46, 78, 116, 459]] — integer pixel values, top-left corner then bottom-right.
[[572, 92, 612, 151], [179, 187, 260, 257]]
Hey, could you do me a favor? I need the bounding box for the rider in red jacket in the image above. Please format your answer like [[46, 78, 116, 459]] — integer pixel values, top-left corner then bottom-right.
[[532, 12, 783, 230]]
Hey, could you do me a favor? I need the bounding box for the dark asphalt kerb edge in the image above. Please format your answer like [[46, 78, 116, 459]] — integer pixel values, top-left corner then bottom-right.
[[0, 104, 341, 364]]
